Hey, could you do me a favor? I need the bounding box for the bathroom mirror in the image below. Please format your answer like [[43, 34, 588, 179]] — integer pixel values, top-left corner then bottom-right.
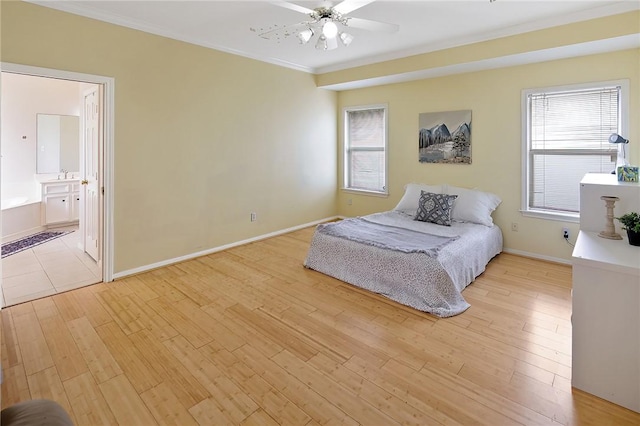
[[36, 114, 80, 174]]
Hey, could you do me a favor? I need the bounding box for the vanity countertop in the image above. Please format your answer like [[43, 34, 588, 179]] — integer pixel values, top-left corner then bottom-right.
[[35, 174, 80, 183]]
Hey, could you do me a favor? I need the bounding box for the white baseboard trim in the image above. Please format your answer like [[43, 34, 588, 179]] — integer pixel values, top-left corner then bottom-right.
[[1, 226, 46, 244], [502, 247, 572, 265], [112, 216, 339, 280]]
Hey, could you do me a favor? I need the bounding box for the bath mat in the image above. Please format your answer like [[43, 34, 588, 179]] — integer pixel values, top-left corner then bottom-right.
[[1, 230, 73, 258]]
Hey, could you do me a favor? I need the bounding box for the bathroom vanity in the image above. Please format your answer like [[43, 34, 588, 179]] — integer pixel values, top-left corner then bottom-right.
[[40, 178, 80, 225]]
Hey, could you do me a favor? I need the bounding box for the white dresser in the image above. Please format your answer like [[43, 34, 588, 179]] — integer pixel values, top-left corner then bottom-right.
[[572, 173, 640, 413]]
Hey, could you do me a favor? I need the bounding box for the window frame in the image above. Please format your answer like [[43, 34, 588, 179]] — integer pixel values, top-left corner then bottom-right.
[[342, 103, 389, 196], [521, 80, 629, 222]]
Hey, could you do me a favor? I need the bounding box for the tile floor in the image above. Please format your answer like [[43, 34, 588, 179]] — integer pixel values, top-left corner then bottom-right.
[[1, 226, 102, 306]]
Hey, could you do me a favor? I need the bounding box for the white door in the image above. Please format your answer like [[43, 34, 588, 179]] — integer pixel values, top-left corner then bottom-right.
[[83, 87, 101, 262]]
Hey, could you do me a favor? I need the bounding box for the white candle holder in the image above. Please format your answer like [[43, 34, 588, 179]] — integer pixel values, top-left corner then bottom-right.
[[598, 196, 623, 240]]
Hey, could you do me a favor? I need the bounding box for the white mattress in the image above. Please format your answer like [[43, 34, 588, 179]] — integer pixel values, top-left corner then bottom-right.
[[304, 211, 503, 317]]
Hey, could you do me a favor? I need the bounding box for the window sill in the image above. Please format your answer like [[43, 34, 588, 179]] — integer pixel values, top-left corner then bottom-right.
[[521, 209, 579, 223], [342, 188, 389, 198]]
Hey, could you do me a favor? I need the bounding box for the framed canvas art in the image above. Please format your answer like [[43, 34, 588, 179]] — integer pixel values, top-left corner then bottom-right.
[[419, 110, 471, 164]]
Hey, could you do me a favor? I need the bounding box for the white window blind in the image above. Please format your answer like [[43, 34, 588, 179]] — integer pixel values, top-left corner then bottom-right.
[[525, 85, 621, 215], [344, 106, 387, 193]]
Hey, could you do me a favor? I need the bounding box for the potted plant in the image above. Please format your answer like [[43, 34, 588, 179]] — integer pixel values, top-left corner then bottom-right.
[[616, 212, 640, 246]]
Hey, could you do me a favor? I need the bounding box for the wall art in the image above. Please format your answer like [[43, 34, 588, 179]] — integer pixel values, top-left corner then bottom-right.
[[419, 110, 471, 164]]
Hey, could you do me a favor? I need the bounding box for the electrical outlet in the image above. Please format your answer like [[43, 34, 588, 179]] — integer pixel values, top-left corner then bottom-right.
[[511, 222, 519, 232], [563, 227, 569, 239], [250, 212, 257, 222]]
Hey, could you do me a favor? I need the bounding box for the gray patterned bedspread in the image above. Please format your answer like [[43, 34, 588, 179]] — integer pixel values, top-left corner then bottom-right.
[[316, 217, 457, 256], [304, 211, 503, 317]]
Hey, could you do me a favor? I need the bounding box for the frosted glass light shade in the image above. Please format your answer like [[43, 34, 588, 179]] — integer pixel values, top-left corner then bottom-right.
[[297, 28, 314, 44], [339, 32, 354, 46], [322, 21, 338, 38], [315, 35, 328, 50]]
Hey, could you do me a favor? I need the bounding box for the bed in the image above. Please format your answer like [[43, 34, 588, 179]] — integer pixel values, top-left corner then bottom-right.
[[304, 183, 503, 317]]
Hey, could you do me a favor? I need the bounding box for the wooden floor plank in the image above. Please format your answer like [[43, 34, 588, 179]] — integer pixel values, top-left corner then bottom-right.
[[163, 335, 258, 422], [1, 309, 23, 368], [227, 304, 318, 361], [98, 375, 157, 425], [33, 304, 89, 382], [95, 321, 163, 393], [239, 408, 280, 426], [140, 382, 200, 426], [94, 291, 146, 335], [234, 343, 359, 426], [51, 291, 86, 323], [233, 373, 311, 425], [1, 364, 31, 409], [127, 329, 210, 410], [11, 303, 55, 376], [274, 305, 384, 366], [118, 275, 160, 302], [146, 296, 214, 348], [343, 354, 464, 425], [68, 286, 113, 327], [125, 293, 180, 341], [27, 366, 76, 423], [66, 316, 123, 384], [63, 371, 118, 426], [202, 306, 285, 359], [308, 352, 443, 425], [272, 349, 400, 425], [2, 228, 639, 425], [188, 397, 235, 425]]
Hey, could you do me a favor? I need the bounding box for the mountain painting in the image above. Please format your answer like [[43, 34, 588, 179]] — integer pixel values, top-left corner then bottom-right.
[[419, 110, 471, 164]]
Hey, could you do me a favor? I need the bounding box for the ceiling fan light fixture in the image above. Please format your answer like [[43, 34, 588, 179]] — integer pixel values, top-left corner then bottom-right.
[[260, 1, 399, 53], [297, 28, 314, 44], [322, 20, 338, 38], [339, 31, 353, 46], [315, 35, 328, 50], [326, 35, 338, 50]]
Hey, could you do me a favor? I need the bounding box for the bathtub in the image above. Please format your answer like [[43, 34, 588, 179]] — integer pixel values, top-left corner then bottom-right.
[[1, 197, 44, 243], [1, 196, 29, 210]]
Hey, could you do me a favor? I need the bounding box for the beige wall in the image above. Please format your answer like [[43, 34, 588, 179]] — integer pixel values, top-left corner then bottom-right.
[[337, 48, 640, 261], [2, 1, 638, 271], [1, 1, 338, 273]]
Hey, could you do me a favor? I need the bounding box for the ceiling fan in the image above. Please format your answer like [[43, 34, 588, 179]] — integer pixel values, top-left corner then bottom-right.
[[254, 0, 400, 51]]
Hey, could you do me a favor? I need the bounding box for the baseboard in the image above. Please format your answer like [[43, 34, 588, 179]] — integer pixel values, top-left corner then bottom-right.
[[1, 226, 46, 244], [502, 247, 572, 265], [112, 216, 340, 280]]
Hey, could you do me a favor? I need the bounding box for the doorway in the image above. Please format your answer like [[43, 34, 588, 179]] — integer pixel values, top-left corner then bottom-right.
[[0, 63, 114, 307]]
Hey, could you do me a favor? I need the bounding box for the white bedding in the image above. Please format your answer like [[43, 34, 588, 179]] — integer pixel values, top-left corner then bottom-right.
[[303, 211, 503, 317]]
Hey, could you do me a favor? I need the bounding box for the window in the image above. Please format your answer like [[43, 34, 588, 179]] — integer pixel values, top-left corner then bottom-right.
[[522, 81, 628, 220], [343, 105, 388, 194]]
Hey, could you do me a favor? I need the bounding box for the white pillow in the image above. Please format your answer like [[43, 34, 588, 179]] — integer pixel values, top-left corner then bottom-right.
[[444, 184, 501, 226], [393, 183, 442, 214]]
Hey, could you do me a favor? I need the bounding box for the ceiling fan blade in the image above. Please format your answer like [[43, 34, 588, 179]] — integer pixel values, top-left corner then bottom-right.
[[346, 17, 399, 33], [268, 1, 315, 15], [333, 0, 376, 15]]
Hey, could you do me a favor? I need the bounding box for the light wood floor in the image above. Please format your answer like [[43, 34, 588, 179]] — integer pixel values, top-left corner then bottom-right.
[[2, 226, 639, 425]]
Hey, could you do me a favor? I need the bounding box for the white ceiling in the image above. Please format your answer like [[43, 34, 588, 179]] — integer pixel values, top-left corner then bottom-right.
[[30, 0, 639, 75]]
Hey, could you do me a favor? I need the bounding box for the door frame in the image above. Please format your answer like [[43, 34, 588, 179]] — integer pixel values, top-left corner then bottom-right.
[[1, 62, 115, 282]]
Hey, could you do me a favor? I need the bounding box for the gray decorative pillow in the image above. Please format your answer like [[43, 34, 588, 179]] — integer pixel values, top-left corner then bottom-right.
[[414, 191, 458, 226]]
